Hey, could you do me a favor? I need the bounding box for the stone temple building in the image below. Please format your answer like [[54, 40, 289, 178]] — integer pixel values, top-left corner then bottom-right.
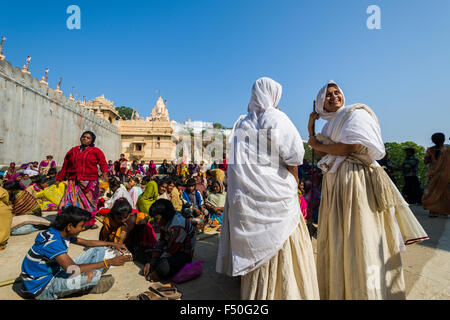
[[84, 95, 120, 125], [117, 97, 176, 163]]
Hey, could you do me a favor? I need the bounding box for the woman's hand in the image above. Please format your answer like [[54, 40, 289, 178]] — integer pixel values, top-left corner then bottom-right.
[[308, 135, 321, 149], [308, 111, 320, 136], [112, 243, 128, 253]]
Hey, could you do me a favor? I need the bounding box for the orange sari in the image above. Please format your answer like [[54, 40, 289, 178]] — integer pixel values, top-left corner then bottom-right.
[[422, 145, 450, 215]]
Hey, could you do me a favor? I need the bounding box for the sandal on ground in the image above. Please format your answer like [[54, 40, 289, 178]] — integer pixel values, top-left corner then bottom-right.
[[130, 291, 168, 300], [148, 282, 182, 300]]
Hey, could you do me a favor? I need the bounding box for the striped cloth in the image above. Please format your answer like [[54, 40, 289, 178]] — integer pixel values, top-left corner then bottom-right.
[[12, 190, 42, 216]]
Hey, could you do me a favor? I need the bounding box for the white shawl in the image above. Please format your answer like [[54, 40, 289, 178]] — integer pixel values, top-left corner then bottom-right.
[[216, 77, 305, 277], [314, 81, 385, 173]]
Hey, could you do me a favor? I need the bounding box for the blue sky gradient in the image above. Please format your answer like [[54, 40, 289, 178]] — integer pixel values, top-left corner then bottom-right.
[[1, 0, 449, 147]]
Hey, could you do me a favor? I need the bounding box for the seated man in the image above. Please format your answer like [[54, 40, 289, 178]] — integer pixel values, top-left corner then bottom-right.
[[143, 199, 196, 282], [20, 206, 131, 300]]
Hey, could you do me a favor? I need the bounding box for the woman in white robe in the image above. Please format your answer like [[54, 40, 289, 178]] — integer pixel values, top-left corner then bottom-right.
[[308, 81, 429, 300], [216, 77, 320, 300]]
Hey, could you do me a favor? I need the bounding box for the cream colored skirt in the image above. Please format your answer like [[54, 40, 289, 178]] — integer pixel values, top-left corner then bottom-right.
[[241, 219, 320, 300], [317, 160, 408, 300]]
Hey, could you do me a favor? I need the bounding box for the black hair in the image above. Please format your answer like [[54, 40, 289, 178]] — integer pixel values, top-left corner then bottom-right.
[[327, 83, 339, 89], [141, 176, 152, 184], [47, 168, 57, 175], [109, 177, 121, 190], [109, 198, 132, 220], [30, 175, 40, 183], [149, 199, 175, 222], [3, 181, 24, 191], [175, 179, 184, 187], [81, 130, 96, 146], [51, 206, 92, 230], [186, 178, 196, 187], [129, 176, 140, 184], [431, 133, 445, 146], [158, 179, 169, 187]]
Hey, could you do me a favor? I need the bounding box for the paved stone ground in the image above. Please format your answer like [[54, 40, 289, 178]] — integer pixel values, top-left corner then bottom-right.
[[0, 205, 448, 300]]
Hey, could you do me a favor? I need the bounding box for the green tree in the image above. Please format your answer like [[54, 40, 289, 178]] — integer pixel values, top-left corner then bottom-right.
[[303, 142, 313, 164], [384, 141, 427, 190], [116, 106, 134, 120]]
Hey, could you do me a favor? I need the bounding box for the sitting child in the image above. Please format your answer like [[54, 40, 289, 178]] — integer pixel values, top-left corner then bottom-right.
[[143, 199, 196, 282], [181, 178, 206, 229], [20, 206, 131, 300]]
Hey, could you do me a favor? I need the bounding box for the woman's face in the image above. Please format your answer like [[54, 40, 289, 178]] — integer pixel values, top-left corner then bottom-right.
[[128, 179, 136, 187], [80, 133, 93, 146], [159, 183, 168, 195], [299, 181, 304, 191], [323, 85, 344, 113], [16, 175, 23, 181], [213, 183, 221, 193], [167, 183, 175, 193], [112, 213, 131, 226]]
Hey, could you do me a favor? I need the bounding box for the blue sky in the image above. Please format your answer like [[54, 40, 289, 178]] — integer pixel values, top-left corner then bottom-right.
[[1, 0, 449, 147]]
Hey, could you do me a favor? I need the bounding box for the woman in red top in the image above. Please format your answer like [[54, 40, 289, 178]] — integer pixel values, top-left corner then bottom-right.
[[57, 131, 109, 229]]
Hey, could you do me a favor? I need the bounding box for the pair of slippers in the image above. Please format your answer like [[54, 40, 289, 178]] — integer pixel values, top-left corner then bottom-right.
[[129, 282, 182, 300]]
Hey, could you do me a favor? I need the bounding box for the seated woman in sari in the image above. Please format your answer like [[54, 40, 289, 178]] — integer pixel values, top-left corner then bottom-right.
[[5, 162, 17, 180], [39, 156, 56, 176], [99, 199, 157, 260], [7, 173, 27, 190], [35, 178, 66, 212], [2, 181, 49, 235], [204, 180, 226, 227], [167, 180, 182, 212], [422, 132, 450, 217], [128, 160, 140, 176], [136, 180, 159, 216]]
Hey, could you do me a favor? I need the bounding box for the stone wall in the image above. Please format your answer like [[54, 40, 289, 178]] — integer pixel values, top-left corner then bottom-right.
[[0, 59, 121, 168]]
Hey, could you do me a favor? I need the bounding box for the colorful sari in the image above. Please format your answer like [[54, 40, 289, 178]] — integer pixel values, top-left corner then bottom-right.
[[136, 181, 159, 215], [422, 145, 450, 215], [100, 208, 157, 248], [298, 189, 308, 220], [205, 181, 226, 226], [11, 190, 42, 216], [5, 163, 16, 180], [148, 161, 158, 176], [39, 160, 55, 175], [177, 162, 189, 178], [58, 180, 100, 226]]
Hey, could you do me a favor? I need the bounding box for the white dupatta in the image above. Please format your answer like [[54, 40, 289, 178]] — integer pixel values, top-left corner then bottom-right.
[[216, 78, 305, 276]]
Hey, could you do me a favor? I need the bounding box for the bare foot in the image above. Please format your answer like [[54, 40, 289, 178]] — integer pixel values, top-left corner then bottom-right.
[[143, 263, 151, 278]]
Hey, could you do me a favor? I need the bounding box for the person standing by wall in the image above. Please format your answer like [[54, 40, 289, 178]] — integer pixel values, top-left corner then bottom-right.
[[57, 131, 109, 230]]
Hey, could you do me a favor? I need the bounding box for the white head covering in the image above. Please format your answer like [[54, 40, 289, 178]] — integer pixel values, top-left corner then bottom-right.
[[216, 77, 307, 277], [247, 77, 282, 115], [315, 80, 346, 121]]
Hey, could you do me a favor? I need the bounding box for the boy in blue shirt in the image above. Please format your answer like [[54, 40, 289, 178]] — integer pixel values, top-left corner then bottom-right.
[[20, 206, 131, 300]]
